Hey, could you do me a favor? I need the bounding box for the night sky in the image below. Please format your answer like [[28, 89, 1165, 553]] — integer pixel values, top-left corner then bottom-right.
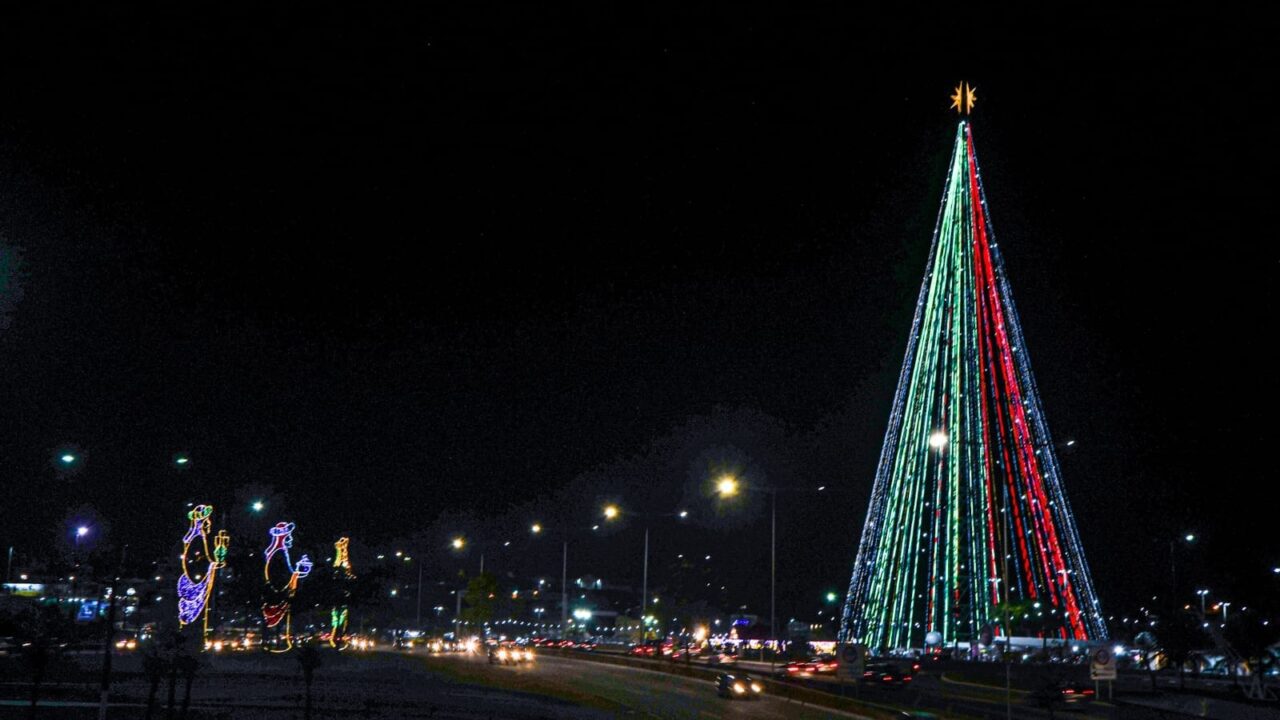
[[1, 8, 1274, 623]]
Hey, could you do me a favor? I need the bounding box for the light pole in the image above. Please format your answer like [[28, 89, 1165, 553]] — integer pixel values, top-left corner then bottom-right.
[[415, 559, 424, 629], [561, 539, 568, 638], [601, 504, 688, 637], [1196, 589, 1209, 616], [714, 474, 780, 671]]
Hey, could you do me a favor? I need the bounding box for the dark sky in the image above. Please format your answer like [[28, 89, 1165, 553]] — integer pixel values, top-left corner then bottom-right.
[[1, 7, 1274, 623]]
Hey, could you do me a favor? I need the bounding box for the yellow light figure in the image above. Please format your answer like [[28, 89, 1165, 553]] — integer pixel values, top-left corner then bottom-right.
[[176, 505, 229, 639], [330, 536, 356, 649]]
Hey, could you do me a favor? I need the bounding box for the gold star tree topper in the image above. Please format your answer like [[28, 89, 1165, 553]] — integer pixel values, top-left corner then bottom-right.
[[950, 82, 977, 114]]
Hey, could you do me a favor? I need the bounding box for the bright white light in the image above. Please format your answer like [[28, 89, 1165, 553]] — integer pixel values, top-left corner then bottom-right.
[[175, 456, 189, 465], [251, 500, 265, 512], [1185, 534, 1196, 542], [678, 511, 688, 519], [61, 454, 76, 464], [573, 608, 592, 620], [531, 523, 542, 534], [76, 526, 89, 538], [928, 430, 948, 450]]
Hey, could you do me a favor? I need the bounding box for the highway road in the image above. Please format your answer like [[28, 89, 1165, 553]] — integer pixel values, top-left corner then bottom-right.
[[423, 650, 878, 719], [508, 650, 1120, 719]]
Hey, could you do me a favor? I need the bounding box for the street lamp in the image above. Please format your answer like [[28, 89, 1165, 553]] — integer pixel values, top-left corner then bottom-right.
[[716, 473, 781, 672], [1196, 589, 1209, 615], [601, 504, 690, 636], [602, 504, 652, 628], [530, 523, 542, 534], [715, 475, 739, 498], [451, 537, 465, 550], [76, 526, 90, 539], [251, 500, 265, 513]]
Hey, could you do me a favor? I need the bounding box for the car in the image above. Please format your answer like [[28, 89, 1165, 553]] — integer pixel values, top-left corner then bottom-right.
[[861, 662, 914, 686], [716, 672, 764, 700], [810, 655, 839, 674], [489, 643, 535, 665], [782, 656, 838, 678], [1030, 680, 1095, 711], [705, 651, 737, 667], [628, 643, 659, 658]]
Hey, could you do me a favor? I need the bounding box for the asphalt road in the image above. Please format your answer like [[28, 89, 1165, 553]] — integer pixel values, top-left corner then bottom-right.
[[429, 651, 876, 719], [536, 651, 1119, 720]]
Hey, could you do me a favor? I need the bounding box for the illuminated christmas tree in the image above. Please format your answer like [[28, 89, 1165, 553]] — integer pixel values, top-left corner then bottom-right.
[[841, 84, 1107, 650]]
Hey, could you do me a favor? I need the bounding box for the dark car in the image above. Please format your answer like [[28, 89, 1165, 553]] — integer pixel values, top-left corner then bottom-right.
[[862, 662, 914, 686], [628, 643, 658, 658], [783, 656, 838, 678], [704, 651, 737, 667], [716, 672, 764, 700], [1030, 680, 1095, 711]]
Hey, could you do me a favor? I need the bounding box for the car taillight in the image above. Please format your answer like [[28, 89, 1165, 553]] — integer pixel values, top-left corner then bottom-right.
[[1063, 689, 1074, 694], [787, 666, 799, 672], [904, 676, 913, 682], [1083, 689, 1094, 695], [883, 675, 894, 681]]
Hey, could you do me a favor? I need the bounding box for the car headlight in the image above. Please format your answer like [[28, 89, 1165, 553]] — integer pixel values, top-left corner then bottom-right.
[[733, 682, 746, 694], [497, 649, 508, 659], [751, 683, 763, 693], [524, 651, 534, 661]]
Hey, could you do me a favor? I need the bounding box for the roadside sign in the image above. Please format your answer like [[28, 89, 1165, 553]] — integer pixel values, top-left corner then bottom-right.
[[837, 642, 866, 679], [1089, 646, 1116, 680]]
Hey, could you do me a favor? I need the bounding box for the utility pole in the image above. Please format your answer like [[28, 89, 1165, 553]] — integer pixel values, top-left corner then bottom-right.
[[770, 489, 777, 675], [561, 541, 568, 639], [641, 528, 649, 623], [415, 561, 423, 629], [97, 544, 127, 720]]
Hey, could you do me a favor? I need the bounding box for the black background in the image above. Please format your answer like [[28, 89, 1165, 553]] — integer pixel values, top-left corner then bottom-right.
[[1, 6, 1273, 624]]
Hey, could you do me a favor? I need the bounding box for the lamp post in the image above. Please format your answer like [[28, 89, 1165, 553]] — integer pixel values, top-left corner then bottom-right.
[[601, 504, 688, 636], [1196, 589, 1209, 616], [716, 474, 800, 673]]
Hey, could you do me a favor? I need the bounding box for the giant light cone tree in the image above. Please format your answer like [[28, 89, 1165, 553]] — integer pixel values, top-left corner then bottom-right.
[[841, 84, 1107, 651]]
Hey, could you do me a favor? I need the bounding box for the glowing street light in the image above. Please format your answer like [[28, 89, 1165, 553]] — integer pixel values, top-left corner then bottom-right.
[[251, 500, 265, 513], [603, 505, 620, 520], [451, 537, 465, 550], [678, 510, 689, 519], [531, 523, 542, 534], [928, 430, 949, 450], [826, 592, 837, 603], [76, 526, 90, 538], [1184, 534, 1196, 543], [716, 475, 739, 498], [61, 454, 77, 464]]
